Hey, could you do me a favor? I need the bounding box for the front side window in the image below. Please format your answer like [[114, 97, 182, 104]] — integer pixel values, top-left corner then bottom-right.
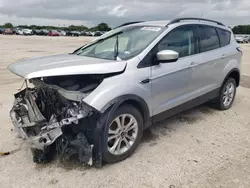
[[156, 26, 198, 58], [199, 26, 220, 52], [74, 26, 165, 60], [217, 28, 231, 47]]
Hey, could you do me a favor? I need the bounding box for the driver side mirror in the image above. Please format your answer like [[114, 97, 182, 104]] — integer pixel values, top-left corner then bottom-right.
[[156, 50, 179, 63]]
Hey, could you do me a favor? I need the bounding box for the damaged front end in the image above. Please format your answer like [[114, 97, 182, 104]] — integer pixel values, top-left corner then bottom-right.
[[10, 76, 102, 165]]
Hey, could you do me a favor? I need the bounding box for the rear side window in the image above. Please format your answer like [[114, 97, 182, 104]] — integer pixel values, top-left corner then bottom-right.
[[199, 26, 220, 52], [217, 28, 231, 47]]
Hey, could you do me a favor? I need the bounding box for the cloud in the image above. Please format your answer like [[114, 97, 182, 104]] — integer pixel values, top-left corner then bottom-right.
[[0, 0, 249, 27], [108, 5, 128, 17]]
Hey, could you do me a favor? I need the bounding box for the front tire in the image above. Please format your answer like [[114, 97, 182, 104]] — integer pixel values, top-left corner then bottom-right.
[[215, 77, 237, 110], [102, 105, 143, 163]]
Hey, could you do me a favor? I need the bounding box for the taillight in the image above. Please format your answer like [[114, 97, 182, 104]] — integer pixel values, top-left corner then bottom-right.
[[236, 47, 243, 53]]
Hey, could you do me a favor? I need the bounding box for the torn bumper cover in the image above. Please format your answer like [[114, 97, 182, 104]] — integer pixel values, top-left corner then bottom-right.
[[10, 86, 100, 165], [10, 109, 63, 149]]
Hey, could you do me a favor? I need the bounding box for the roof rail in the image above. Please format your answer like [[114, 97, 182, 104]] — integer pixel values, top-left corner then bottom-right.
[[114, 21, 144, 29], [167, 17, 225, 26]]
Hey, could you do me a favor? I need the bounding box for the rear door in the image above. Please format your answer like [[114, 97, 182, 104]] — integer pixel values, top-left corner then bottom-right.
[[213, 28, 234, 84], [150, 25, 200, 116], [190, 25, 223, 97]]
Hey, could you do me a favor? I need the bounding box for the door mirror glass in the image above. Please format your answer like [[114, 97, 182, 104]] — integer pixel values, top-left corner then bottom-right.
[[156, 50, 179, 63]]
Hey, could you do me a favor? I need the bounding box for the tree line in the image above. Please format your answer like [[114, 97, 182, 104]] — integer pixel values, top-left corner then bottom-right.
[[0, 22, 112, 31], [2, 22, 250, 34], [232, 25, 250, 34]]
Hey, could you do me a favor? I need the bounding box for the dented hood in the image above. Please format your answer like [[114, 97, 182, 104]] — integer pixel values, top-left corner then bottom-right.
[[8, 54, 127, 79]]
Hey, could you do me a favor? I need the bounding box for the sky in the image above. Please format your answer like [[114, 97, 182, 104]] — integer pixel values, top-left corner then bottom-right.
[[0, 0, 250, 27]]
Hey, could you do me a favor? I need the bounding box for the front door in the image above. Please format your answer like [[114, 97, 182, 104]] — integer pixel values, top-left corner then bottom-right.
[[150, 25, 200, 116]]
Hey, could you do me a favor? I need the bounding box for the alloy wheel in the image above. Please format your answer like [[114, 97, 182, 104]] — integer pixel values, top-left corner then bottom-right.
[[107, 114, 138, 155], [222, 82, 235, 107]]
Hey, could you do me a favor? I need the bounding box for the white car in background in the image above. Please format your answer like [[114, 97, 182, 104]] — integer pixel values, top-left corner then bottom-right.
[[23, 29, 33, 35], [15, 28, 24, 35], [58, 30, 66, 36], [235, 35, 249, 43]]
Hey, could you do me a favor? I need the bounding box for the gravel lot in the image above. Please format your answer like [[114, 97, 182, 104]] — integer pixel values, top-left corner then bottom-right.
[[0, 35, 250, 188]]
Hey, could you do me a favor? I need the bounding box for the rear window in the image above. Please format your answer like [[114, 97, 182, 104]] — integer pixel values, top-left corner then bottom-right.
[[199, 26, 220, 52], [217, 28, 231, 47]]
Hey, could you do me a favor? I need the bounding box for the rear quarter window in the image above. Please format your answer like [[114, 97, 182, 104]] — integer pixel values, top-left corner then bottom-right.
[[217, 28, 231, 47]]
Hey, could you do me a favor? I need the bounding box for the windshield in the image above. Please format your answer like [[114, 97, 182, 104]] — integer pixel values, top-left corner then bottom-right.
[[74, 26, 165, 60]]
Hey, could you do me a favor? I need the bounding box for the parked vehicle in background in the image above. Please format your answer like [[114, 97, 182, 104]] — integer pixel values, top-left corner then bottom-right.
[[81, 31, 89, 36], [235, 35, 250, 43], [40, 29, 49, 36], [48, 30, 60, 36], [33, 29, 42, 35], [58, 30, 66, 36], [243, 36, 250, 43], [90, 31, 96, 36], [69, 31, 81, 36], [86, 31, 93, 36], [7, 18, 242, 166], [94, 31, 103, 36], [82, 31, 94, 36], [15, 28, 24, 35], [235, 36, 244, 43], [65, 30, 70, 36], [12, 28, 19, 35], [23, 29, 33, 35], [0, 28, 4, 34], [3, 28, 14, 35]]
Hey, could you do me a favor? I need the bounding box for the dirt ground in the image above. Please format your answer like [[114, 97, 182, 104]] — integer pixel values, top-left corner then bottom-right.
[[0, 35, 250, 188]]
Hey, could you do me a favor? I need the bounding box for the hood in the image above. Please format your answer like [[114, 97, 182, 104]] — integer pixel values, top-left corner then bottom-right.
[[8, 54, 127, 79]]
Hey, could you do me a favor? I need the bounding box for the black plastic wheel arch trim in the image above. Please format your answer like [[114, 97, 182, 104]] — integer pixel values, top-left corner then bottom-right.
[[222, 68, 240, 87], [100, 94, 151, 128]]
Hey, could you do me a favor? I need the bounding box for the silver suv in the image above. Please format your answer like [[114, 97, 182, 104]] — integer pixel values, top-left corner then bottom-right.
[[8, 18, 242, 166]]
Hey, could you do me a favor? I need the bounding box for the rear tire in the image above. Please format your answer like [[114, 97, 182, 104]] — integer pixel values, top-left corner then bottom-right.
[[214, 77, 237, 110], [102, 105, 143, 163]]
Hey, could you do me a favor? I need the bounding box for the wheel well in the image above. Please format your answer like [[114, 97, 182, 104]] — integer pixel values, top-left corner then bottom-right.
[[227, 70, 240, 87], [120, 99, 150, 128]]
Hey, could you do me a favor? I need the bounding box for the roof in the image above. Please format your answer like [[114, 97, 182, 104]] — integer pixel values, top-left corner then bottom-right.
[[138, 20, 171, 27], [117, 18, 227, 29]]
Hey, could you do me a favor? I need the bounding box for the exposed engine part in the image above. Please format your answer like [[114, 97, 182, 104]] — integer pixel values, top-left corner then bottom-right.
[[9, 71, 125, 166], [9, 72, 117, 166], [31, 78, 91, 102], [42, 74, 103, 92], [10, 85, 96, 164], [35, 87, 73, 121]]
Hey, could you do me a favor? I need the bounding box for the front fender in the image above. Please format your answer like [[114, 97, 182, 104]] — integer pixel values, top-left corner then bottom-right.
[[83, 71, 152, 114], [84, 81, 151, 113]]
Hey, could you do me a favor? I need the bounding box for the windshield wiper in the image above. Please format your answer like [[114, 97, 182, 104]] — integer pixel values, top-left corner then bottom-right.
[[72, 44, 87, 54], [114, 34, 119, 60]]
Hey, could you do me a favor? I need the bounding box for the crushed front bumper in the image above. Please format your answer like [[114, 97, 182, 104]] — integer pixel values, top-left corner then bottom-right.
[[10, 88, 96, 165], [10, 109, 62, 149]]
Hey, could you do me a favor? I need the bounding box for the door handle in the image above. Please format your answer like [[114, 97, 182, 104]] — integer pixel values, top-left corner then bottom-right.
[[140, 78, 150, 84], [190, 62, 198, 67], [221, 54, 227, 59]]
